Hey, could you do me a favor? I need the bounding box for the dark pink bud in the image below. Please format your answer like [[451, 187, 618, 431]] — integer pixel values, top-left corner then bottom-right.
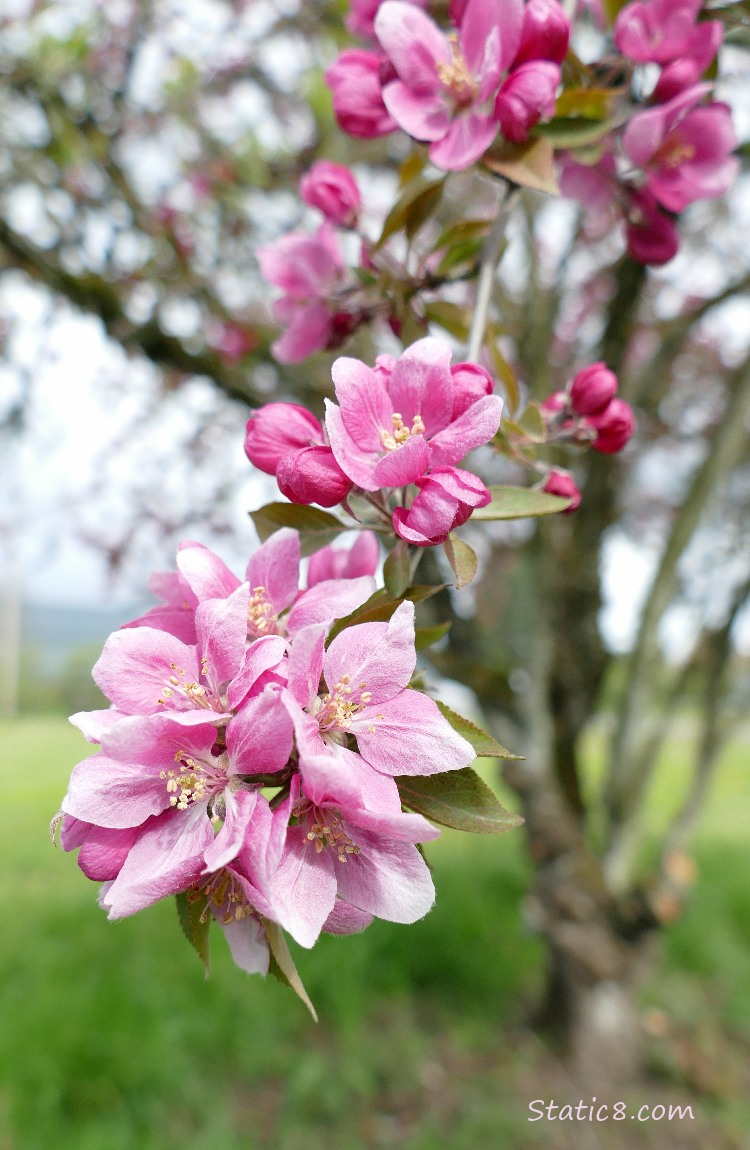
[[392, 466, 491, 547], [543, 469, 581, 513], [300, 161, 361, 228], [494, 61, 560, 145], [325, 50, 397, 139], [276, 445, 353, 507], [450, 362, 494, 419], [244, 403, 324, 474], [540, 390, 569, 419], [625, 189, 680, 266], [589, 398, 636, 454], [514, 0, 570, 65], [653, 58, 701, 103], [569, 362, 618, 416]]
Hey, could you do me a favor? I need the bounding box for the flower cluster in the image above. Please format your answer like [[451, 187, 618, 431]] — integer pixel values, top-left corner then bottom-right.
[[55, 529, 476, 978], [560, 0, 737, 266], [328, 0, 568, 169], [539, 362, 635, 511], [246, 336, 504, 546]]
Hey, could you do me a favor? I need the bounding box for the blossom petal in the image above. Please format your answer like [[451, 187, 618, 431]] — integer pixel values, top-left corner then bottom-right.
[[195, 582, 250, 693], [226, 688, 294, 775], [271, 828, 338, 947], [428, 393, 503, 466], [324, 600, 416, 705], [203, 789, 259, 872], [382, 80, 451, 142], [429, 111, 497, 170], [372, 433, 432, 487], [331, 355, 393, 451], [325, 400, 380, 491], [286, 624, 326, 707], [374, 2, 450, 90], [286, 575, 376, 636], [354, 688, 475, 775], [386, 337, 454, 436], [334, 828, 435, 923], [246, 527, 301, 616], [226, 634, 288, 711], [92, 627, 201, 716], [176, 542, 241, 602], [100, 807, 213, 919]]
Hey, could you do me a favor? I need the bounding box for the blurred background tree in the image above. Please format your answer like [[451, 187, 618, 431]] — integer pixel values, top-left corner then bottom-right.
[[2, 0, 750, 1094]]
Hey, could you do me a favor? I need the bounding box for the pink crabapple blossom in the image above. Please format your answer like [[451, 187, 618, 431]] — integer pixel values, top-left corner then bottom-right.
[[325, 337, 503, 492], [614, 0, 722, 70], [325, 49, 398, 139], [300, 161, 362, 228], [392, 466, 492, 546], [374, 0, 525, 170]]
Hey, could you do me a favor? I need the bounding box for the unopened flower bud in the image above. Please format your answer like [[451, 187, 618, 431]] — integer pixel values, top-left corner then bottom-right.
[[276, 445, 353, 507], [450, 362, 494, 419], [393, 467, 491, 547], [325, 50, 397, 139], [494, 61, 560, 144], [543, 469, 581, 513], [652, 58, 701, 103], [589, 398, 636, 454], [300, 161, 361, 228], [514, 0, 570, 65], [626, 189, 680, 266], [540, 390, 569, 419], [569, 362, 618, 416]]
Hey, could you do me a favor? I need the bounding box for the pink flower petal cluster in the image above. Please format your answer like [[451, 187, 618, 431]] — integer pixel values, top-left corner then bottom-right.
[[58, 534, 475, 975], [623, 84, 739, 215], [300, 161, 362, 228], [614, 0, 722, 72], [325, 50, 398, 139], [540, 362, 636, 454], [257, 222, 350, 363], [325, 337, 503, 491]]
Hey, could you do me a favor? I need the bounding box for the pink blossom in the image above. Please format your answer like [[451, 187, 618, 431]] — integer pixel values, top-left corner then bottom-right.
[[513, 0, 570, 65], [276, 445, 353, 508], [450, 362, 494, 418], [622, 85, 739, 213], [652, 58, 701, 103], [493, 60, 560, 144], [569, 362, 618, 416], [325, 337, 503, 492], [257, 223, 347, 363], [625, 188, 680, 265], [589, 398, 636, 454], [392, 466, 492, 545], [614, 0, 722, 71], [543, 469, 581, 513], [300, 161, 361, 228], [374, 0, 524, 170], [325, 49, 398, 139], [245, 402, 353, 508]]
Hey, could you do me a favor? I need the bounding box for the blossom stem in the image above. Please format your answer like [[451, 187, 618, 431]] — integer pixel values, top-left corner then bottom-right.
[[467, 181, 517, 363]]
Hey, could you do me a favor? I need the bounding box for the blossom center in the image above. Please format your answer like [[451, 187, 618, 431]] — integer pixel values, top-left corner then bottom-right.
[[191, 868, 256, 925], [157, 660, 223, 712], [654, 134, 696, 170], [296, 800, 361, 863], [315, 672, 372, 733], [380, 411, 425, 452], [435, 35, 477, 108], [247, 585, 279, 637], [161, 749, 225, 812]]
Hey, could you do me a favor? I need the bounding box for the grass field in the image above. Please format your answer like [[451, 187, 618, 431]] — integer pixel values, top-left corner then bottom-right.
[[3, 714, 750, 1149]]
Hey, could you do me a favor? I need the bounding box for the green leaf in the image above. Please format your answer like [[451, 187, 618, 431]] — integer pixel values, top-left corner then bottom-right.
[[434, 236, 484, 277], [263, 919, 318, 1021], [434, 701, 520, 759], [325, 584, 445, 645], [424, 301, 472, 339], [601, 0, 630, 23], [375, 177, 445, 249], [443, 533, 477, 589], [176, 891, 211, 975], [414, 621, 451, 651], [383, 540, 411, 598], [518, 403, 547, 443], [250, 503, 345, 556], [434, 218, 492, 251], [536, 116, 619, 150], [483, 137, 559, 195], [470, 485, 570, 520], [398, 149, 428, 188], [554, 88, 618, 119], [396, 768, 524, 834]]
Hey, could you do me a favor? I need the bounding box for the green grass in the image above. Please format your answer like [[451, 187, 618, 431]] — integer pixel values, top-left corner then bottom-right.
[[3, 715, 750, 1149]]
